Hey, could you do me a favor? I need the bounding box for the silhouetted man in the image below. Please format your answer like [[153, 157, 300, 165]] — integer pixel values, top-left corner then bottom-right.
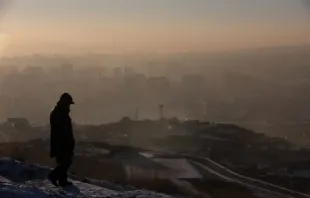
[[48, 93, 75, 187]]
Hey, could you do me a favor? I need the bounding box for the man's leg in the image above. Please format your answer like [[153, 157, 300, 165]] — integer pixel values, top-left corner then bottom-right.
[[48, 158, 62, 186], [58, 155, 73, 186]]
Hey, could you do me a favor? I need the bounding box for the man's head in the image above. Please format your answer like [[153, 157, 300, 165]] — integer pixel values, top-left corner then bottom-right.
[[58, 93, 75, 106]]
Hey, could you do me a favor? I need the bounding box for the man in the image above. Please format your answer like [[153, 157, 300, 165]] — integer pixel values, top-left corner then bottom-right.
[[48, 93, 75, 187]]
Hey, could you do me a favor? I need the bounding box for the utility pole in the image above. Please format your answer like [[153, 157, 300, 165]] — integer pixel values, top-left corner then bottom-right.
[[158, 104, 164, 120], [134, 107, 139, 121], [202, 101, 207, 121]]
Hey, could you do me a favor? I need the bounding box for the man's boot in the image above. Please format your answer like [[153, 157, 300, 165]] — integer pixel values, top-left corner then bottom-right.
[[58, 171, 72, 187], [59, 180, 73, 187], [47, 171, 58, 186]]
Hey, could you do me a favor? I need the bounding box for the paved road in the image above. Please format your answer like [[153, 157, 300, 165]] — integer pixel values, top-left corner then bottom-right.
[[153, 153, 310, 198]]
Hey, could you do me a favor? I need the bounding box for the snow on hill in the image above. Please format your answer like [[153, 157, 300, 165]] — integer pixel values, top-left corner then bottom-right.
[[0, 158, 178, 198]]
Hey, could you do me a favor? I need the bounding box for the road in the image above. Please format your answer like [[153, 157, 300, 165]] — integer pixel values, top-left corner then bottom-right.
[[153, 152, 310, 198]]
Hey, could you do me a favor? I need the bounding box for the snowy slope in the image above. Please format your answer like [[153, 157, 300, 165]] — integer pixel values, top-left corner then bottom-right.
[[0, 158, 178, 198]]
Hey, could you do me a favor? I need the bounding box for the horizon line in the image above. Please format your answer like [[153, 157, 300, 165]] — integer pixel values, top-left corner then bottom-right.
[[2, 43, 310, 59]]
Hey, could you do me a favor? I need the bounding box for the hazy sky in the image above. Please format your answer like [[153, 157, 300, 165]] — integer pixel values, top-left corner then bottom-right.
[[1, 0, 310, 55]]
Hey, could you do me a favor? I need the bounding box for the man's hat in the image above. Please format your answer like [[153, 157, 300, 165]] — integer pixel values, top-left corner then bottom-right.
[[59, 93, 74, 104]]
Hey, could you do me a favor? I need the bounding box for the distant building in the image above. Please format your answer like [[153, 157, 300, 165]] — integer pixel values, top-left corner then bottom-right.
[[98, 66, 106, 79], [21, 66, 45, 85], [124, 66, 133, 76], [77, 66, 105, 81], [47, 67, 62, 80], [180, 75, 206, 120], [6, 118, 31, 129], [123, 74, 147, 90], [2, 65, 20, 76], [61, 64, 74, 79], [113, 67, 122, 78], [181, 74, 205, 91], [147, 76, 170, 92], [23, 66, 44, 76]]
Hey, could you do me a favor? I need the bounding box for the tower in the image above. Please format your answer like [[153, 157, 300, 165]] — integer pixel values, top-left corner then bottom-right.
[[158, 104, 164, 120], [134, 107, 139, 121]]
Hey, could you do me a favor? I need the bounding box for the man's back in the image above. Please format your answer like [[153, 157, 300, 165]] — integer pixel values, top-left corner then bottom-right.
[[50, 104, 74, 158]]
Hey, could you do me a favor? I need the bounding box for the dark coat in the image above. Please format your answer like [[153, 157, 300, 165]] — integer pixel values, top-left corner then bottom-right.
[[50, 103, 75, 158]]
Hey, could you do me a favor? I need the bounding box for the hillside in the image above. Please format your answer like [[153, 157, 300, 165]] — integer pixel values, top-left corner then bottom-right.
[[0, 158, 179, 198], [0, 120, 310, 197]]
